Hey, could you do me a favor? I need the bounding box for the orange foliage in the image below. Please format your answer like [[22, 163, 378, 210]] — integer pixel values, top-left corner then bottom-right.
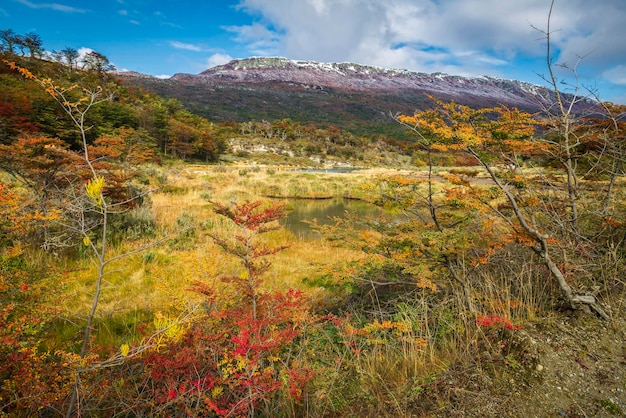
[[0, 183, 73, 415], [399, 96, 538, 160]]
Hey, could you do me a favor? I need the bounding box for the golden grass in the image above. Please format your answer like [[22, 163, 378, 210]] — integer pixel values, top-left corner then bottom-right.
[[50, 161, 575, 333], [56, 165, 386, 319], [50, 162, 579, 350], [31, 162, 626, 415]]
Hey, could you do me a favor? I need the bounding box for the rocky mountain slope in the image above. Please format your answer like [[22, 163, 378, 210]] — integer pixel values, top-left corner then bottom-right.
[[180, 57, 552, 108], [118, 57, 585, 135]]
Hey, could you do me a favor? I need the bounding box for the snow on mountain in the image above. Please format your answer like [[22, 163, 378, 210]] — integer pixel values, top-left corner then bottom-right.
[[118, 56, 597, 131], [169, 57, 556, 111]]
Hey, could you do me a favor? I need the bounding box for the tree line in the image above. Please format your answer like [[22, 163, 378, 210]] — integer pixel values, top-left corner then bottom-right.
[[0, 29, 228, 162], [1, 28, 114, 73]]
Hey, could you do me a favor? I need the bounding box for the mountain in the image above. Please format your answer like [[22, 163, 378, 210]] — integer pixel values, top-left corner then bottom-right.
[[188, 57, 551, 106], [118, 57, 577, 136]]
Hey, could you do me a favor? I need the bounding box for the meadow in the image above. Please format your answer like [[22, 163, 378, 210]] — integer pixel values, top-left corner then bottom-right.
[[12, 158, 623, 417]]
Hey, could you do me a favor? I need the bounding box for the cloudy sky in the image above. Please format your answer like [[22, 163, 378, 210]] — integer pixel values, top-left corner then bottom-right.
[[3, 0, 625, 103]]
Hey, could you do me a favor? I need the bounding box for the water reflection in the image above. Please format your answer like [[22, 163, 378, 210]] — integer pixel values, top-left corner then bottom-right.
[[279, 197, 382, 240]]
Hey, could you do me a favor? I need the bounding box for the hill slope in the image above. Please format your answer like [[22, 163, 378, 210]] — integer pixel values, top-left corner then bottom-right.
[[118, 57, 567, 135]]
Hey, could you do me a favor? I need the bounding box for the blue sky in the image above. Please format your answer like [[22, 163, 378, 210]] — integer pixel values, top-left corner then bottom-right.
[[3, 0, 626, 103]]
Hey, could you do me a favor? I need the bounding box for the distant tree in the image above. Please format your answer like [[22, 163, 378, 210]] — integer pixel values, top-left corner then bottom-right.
[[258, 119, 274, 138], [198, 129, 223, 162], [13, 34, 26, 56], [137, 101, 169, 152], [82, 50, 115, 74], [167, 117, 196, 160], [52, 47, 80, 70], [22, 32, 43, 58], [0, 29, 18, 54], [62, 47, 79, 68], [97, 100, 139, 129]]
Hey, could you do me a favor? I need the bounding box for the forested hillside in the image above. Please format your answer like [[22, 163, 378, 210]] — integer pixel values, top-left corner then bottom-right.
[[1, 52, 413, 168], [0, 53, 226, 162], [123, 56, 596, 140]]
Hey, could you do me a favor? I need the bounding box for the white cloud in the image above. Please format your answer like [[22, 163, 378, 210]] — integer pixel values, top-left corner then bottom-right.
[[223, 23, 281, 55], [14, 0, 87, 13], [603, 65, 626, 86], [154, 74, 172, 79], [154, 10, 182, 29], [236, 0, 549, 63], [77, 47, 94, 61], [129, 19, 140, 25], [161, 22, 182, 29], [232, 0, 626, 90], [206, 53, 234, 68], [118, 9, 127, 16], [309, 0, 328, 15], [169, 41, 204, 52]]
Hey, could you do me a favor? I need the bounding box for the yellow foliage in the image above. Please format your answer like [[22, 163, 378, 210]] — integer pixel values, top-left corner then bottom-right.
[[85, 176, 105, 206], [361, 319, 412, 336], [218, 354, 249, 380], [211, 385, 224, 399], [402, 336, 427, 350], [441, 173, 469, 186], [397, 114, 417, 125], [120, 343, 130, 357], [427, 143, 444, 153], [416, 277, 437, 292], [4, 60, 36, 80], [387, 174, 419, 186], [153, 312, 186, 345]]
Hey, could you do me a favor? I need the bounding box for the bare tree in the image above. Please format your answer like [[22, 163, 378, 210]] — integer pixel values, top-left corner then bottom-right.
[[82, 50, 115, 75], [0, 29, 18, 54], [52, 46, 80, 71], [22, 32, 43, 58]]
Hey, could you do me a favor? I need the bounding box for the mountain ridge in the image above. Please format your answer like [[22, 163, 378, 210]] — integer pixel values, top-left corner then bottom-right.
[[170, 56, 552, 107], [118, 56, 588, 135]]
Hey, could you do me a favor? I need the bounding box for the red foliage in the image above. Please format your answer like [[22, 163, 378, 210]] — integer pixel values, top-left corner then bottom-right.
[[0, 91, 40, 138], [138, 288, 312, 416], [128, 201, 312, 416], [212, 200, 285, 232], [476, 314, 521, 331]]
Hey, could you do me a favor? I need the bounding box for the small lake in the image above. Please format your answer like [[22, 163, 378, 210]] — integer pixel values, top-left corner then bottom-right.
[[279, 197, 383, 239], [293, 167, 362, 173]]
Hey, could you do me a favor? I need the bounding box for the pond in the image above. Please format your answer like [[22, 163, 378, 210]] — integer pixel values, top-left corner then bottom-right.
[[293, 167, 363, 173], [278, 197, 384, 239]]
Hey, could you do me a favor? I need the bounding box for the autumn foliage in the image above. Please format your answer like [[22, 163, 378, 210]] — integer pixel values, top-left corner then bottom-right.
[[102, 201, 314, 416]]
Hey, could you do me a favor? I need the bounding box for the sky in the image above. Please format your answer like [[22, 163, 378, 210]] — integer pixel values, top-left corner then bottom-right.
[[2, 0, 626, 104]]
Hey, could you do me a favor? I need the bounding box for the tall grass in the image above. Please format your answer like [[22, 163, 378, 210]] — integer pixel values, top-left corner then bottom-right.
[[51, 166, 378, 340], [38, 163, 626, 416]]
